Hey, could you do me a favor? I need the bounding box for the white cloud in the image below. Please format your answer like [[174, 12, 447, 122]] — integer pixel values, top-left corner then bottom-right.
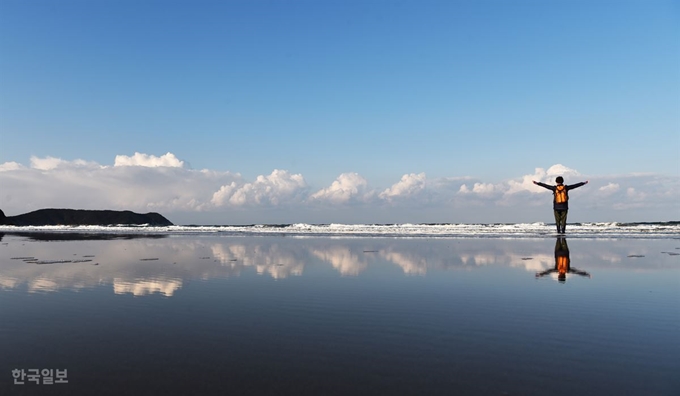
[[505, 167, 548, 195], [310, 172, 369, 204], [598, 183, 620, 195], [0, 162, 24, 172], [29, 156, 67, 170], [211, 182, 239, 207], [114, 152, 184, 168], [379, 173, 427, 201], [626, 187, 646, 201], [212, 169, 306, 207], [29, 156, 100, 170], [599, 183, 620, 193], [459, 182, 496, 195], [546, 164, 581, 178]]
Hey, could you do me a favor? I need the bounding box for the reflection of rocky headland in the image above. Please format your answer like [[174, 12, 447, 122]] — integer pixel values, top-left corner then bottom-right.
[[5, 232, 167, 241], [0, 208, 172, 226]]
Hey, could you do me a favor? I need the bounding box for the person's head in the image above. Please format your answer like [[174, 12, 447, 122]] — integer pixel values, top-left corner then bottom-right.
[[555, 176, 564, 184], [558, 273, 567, 283]]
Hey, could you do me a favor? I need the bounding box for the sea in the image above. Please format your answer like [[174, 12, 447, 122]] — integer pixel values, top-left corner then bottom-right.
[[0, 221, 678, 239], [1, 222, 678, 395]]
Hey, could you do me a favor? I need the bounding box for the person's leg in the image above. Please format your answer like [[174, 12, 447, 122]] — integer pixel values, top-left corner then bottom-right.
[[553, 210, 561, 233], [558, 210, 568, 233]]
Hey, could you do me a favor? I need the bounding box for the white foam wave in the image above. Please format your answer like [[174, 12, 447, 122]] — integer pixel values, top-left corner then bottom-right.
[[0, 222, 678, 239]]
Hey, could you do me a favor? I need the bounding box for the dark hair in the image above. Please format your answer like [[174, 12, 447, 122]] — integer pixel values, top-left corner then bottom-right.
[[555, 176, 564, 184]]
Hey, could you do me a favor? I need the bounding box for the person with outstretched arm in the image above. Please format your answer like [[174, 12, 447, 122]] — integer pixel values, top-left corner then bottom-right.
[[533, 176, 588, 234]]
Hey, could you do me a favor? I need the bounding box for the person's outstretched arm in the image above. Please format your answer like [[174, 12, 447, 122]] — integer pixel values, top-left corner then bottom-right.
[[567, 181, 589, 190], [533, 181, 554, 191], [568, 268, 591, 278], [535, 268, 556, 278]]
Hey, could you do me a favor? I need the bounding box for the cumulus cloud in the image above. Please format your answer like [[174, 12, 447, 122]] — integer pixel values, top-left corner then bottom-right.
[[29, 156, 68, 170], [545, 164, 580, 178], [379, 173, 427, 201], [459, 182, 496, 195], [114, 152, 184, 168], [310, 173, 369, 204], [598, 183, 620, 195], [211, 169, 306, 207], [0, 162, 23, 172], [600, 183, 620, 193], [211, 183, 240, 207]]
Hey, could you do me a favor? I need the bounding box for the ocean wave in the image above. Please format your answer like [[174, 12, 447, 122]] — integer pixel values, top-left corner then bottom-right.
[[1, 222, 678, 239]]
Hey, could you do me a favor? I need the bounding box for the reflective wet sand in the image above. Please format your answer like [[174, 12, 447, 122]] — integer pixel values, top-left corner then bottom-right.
[[1, 233, 678, 395]]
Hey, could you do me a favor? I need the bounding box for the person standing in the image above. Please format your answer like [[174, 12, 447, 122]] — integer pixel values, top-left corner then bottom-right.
[[533, 176, 588, 233]]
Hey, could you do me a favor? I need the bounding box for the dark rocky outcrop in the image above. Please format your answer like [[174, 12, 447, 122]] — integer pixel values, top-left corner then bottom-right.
[[0, 209, 173, 226]]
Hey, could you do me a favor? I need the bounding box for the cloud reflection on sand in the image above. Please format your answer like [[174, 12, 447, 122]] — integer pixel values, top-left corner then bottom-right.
[[380, 249, 428, 275], [1, 235, 677, 296], [210, 242, 306, 279], [113, 278, 183, 296], [310, 246, 368, 276]]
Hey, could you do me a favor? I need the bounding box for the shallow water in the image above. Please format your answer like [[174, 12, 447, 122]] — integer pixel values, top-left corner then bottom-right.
[[1, 233, 679, 395]]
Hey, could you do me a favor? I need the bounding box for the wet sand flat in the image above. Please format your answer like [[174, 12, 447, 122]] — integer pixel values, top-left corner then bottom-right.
[[1, 234, 678, 395]]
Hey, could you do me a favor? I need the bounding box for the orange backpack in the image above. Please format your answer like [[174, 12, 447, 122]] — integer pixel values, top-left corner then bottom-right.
[[557, 256, 569, 274], [555, 185, 567, 204]]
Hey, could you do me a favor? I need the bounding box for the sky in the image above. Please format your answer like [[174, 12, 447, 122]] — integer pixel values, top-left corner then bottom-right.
[[0, 0, 678, 224]]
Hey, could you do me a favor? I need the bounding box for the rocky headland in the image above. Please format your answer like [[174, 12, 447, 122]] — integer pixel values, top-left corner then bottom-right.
[[0, 208, 173, 226]]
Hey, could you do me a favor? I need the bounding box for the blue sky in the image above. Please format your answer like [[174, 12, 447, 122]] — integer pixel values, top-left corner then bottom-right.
[[0, 0, 678, 224]]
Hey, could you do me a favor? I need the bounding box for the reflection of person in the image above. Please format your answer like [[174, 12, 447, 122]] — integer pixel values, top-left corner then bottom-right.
[[535, 237, 591, 283], [533, 176, 588, 234]]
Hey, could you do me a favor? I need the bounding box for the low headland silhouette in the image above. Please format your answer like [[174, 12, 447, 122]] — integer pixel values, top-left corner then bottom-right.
[[0, 208, 173, 226]]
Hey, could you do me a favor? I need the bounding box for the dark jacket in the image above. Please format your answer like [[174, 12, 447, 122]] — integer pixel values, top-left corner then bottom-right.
[[535, 181, 586, 210]]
